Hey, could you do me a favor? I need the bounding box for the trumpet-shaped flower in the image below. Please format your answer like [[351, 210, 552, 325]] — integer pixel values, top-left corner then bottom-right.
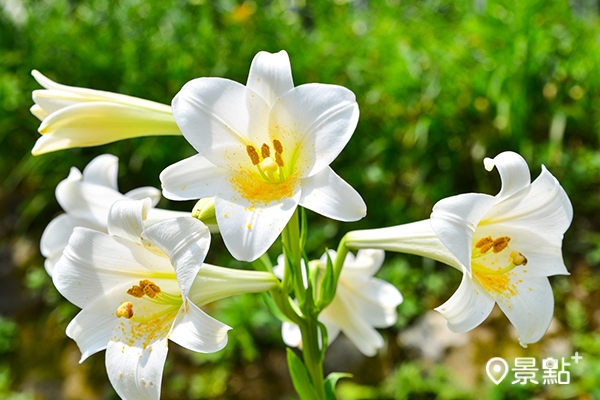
[[276, 250, 402, 357], [344, 152, 572, 346], [430, 151, 573, 345], [41, 154, 188, 275], [52, 198, 240, 400], [161, 50, 366, 262], [30, 70, 181, 155]]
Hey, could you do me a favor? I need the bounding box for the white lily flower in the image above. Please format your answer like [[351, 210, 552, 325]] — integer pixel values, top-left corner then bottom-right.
[[430, 151, 573, 346], [276, 249, 403, 357], [41, 154, 188, 275], [344, 151, 572, 346], [161, 50, 366, 262], [30, 70, 181, 155], [52, 198, 234, 400]]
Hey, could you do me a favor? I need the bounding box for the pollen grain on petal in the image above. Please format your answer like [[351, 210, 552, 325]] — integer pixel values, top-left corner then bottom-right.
[[230, 169, 299, 206]]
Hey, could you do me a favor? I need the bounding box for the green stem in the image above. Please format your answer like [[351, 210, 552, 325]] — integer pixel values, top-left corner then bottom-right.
[[280, 207, 326, 400], [299, 317, 326, 400]]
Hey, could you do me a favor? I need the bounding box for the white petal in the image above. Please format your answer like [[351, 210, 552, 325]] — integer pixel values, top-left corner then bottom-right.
[[107, 198, 152, 242], [160, 154, 227, 201], [476, 224, 569, 277], [32, 89, 89, 114], [281, 322, 303, 348], [171, 77, 271, 158], [40, 214, 84, 275], [321, 294, 384, 357], [37, 102, 179, 140], [434, 273, 495, 333], [430, 193, 497, 273], [170, 301, 231, 353], [299, 167, 366, 222], [55, 168, 124, 227], [143, 218, 210, 297], [341, 278, 402, 328], [344, 220, 464, 271], [491, 275, 554, 345], [106, 334, 168, 400], [484, 151, 531, 201], [215, 192, 300, 262], [482, 166, 573, 248], [270, 84, 359, 177], [81, 154, 119, 190], [246, 50, 294, 107], [53, 228, 173, 308], [125, 187, 162, 207], [31, 70, 173, 112], [66, 307, 115, 363], [337, 249, 385, 278]]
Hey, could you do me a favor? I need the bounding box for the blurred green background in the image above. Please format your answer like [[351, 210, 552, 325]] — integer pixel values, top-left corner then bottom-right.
[[1, 0, 599, 398]]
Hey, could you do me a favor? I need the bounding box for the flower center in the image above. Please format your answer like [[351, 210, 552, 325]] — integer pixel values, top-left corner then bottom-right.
[[246, 139, 286, 184], [115, 279, 182, 322], [230, 138, 299, 206], [470, 235, 527, 297]]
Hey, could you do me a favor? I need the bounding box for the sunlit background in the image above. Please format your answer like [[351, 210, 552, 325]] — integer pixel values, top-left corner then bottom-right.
[[1, 0, 599, 398]]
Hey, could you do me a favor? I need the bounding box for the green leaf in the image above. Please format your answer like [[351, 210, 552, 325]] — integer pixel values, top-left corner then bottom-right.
[[317, 250, 336, 311], [324, 372, 353, 400], [260, 292, 294, 323], [286, 348, 319, 400]]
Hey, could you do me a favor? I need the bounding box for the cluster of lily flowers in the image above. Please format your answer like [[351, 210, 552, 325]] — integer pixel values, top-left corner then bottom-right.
[[31, 50, 573, 400]]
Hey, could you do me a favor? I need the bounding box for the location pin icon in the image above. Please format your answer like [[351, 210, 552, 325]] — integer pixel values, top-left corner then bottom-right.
[[486, 357, 509, 385]]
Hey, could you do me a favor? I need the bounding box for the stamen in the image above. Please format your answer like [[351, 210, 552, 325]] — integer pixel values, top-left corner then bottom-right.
[[475, 236, 493, 253], [127, 285, 144, 298], [261, 143, 270, 158], [140, 280, 161, 298], [492, 236, 511, 253], [116, 302, 134, 319], [273, 139, 283, 154], [246, 145, 260, 165], [510, 251, 528, 266], [275, 152, 284, 167]]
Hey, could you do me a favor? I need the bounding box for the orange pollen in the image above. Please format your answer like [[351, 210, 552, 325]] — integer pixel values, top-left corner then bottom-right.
[[275, 152, 284, 167], [492, 236, 511, 253], [127, 285, 144, 298], [475, 236, 493, 253], [273, 139, 283, 154], [473, 270, 516, 297], [140, 280, 161, 298], [246, 145, 260, 165], [116, 302, 134, 319], [261, 143, 271, 158], [127, 280, 161, 299]]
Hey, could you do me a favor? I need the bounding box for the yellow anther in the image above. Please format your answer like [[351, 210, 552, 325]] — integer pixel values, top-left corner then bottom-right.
[[246, 145, 260, 165], [116, 302, 134, 319], [140, 280, 161, 298], [275, 152, 284, 167], [273, 139, 283, 154], [492, 236, 511, 253], [475, 236, 493, 253], [510, 251, 528, 266], [261, 143, 270, 159], [127, 285, 144, 298]]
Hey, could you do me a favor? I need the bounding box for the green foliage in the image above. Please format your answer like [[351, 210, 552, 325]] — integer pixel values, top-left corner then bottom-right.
[[287, 348, 319, 400]]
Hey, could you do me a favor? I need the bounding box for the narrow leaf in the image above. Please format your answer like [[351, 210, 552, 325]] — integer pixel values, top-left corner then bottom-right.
[[286, 348, 319, 400], [324, 372, 353, 400]]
